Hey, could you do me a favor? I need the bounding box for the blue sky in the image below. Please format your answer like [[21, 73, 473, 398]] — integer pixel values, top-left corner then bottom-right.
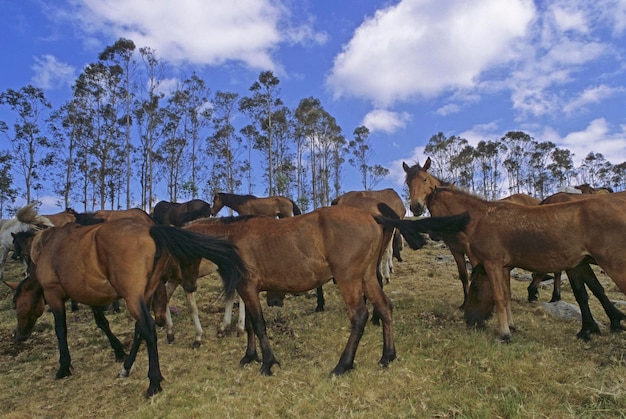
[[1, 0, 625, 213]]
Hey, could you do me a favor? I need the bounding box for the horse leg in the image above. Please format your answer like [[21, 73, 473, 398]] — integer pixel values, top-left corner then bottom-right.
[[565, 267, 600, 341], [550, 271, 562, 302], [236, 294, 245, 336], [239, 287, 279, 375], [183, 291, 203, 348], [137, 301, 163, 398], [164, 281, 178, 344], [50, 304, 73, 379], [0, 246, 8, 280], [315, 286, 325, 312], [450, 248, 470, 310], [363, 270, 396, 369], [483, 263, 512, 342], [91, 306, 127, 361], [332, 278, 369, 375], [576, 263, 626, 332], [527, 272, 544, 302], [219, 293, 235, 337]]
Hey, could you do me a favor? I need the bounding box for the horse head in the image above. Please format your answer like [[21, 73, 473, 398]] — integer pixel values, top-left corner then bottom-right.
[[11, 276, 46, 342], [403, 157, 440, 216], [463, 263, 494, 329]]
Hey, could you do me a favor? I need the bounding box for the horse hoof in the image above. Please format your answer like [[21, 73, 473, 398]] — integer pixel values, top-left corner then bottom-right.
[[145, 383, 163, 399], [118, 367, 130, 378], [191, 341, 201, 349], [167, 334, 175, 344], [497, 334, 511, 343]]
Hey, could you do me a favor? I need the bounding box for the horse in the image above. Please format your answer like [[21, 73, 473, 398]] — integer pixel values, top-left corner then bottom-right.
[[152, 199, 213, 227], [331, 188, 406, 284], [10, 218, 247, 398], [210, 192, 301, 218], [41, 208, 77, 227], [73, 208, 153, 225], [575, 183, 614, 194], [419, 186, 626, 342], [178, 204, 468, 376], [0, 203, 54, 280]]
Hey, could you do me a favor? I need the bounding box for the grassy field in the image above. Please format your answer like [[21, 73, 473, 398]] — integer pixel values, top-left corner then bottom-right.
[[1, 239, 626, 418]]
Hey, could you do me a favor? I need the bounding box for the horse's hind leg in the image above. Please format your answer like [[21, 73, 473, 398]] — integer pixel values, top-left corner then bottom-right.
[[331, 276, 369, 375], [92, 306, 127, 361], [578, 263, 626, 332], [183, 291, 203, 348], [566, 267, 601, 341], [363, 272, 396, 368]]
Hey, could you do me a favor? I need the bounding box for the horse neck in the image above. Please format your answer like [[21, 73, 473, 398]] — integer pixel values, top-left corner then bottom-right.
[[429, 189, 485, 217]]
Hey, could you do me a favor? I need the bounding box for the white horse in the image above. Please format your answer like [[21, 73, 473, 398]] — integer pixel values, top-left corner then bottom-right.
[[164, 258, 245, 348], [0, 203, 53, 280]]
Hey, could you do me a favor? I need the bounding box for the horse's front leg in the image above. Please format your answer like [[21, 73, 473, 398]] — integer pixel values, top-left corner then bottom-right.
[[236, 295, 246, 336], [50, 304, 72, 379], [483, 263, 512, 342], [91, 306, 127, 361]]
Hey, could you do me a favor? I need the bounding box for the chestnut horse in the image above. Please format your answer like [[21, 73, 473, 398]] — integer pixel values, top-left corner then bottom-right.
[[41, 208, 77, 227], [178, 204, 468, 376], [404, 158, 532, 308], [575, 183, 614, 194], [11, 219, 247, 398], [152, 199, 212, 227], [422, 186, 626, 342], [210, 192, 301, 218]]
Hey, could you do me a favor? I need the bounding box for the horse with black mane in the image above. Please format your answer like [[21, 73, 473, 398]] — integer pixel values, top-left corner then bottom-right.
[[152, 199, 212, 227], [417, 186, 626, 342], [10, 218, 247, 398], [210, 192, 301, 218], [177, 204, 468, 376]]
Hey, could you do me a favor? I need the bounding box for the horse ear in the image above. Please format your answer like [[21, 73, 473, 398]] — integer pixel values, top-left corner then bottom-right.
[[402, 162, 410, 173], [3, 281, 20, 290], [424, 157, 431, 170]]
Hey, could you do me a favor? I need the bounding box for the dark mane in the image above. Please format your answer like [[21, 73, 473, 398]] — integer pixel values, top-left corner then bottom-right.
[[216, 193, 258, 207], [191, 215, 257, 225], [403, 162, 452, 187]]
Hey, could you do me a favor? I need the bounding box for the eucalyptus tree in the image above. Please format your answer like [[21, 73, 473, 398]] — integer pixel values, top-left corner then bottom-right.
[[611, 162, 626, 191], [0, 85, 53, 204], [528, 140, 556, 198], [73, 61, 126, 209], [547, 147, 575, 191], [0, 151, 17, 216], [451, 144, 476, 192], [501, 131, 533, 195], [206, 91, 245, 196], [99, 38, 136, 208], [579, 152, 610, 187], [271, 106, 297, 197], [135, 46, 166, 211], [346, 125, 388, 190], [294, 97, 343, 209], [239, 70, 282, 196], [475, 140, 505, 199]]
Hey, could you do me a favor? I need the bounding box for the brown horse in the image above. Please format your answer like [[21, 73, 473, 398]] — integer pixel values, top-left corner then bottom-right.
[[179, 204, 468, 376], [11, 219, 247, 398], [210, 192, 301, 218], [41, 208, 77, 227], [422, 186, 626, 342], [73, 208, 153, 225], [152, 199, 212, 226], [575, 183, 614, 194]]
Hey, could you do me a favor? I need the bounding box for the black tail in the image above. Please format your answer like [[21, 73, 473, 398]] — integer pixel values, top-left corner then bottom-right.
[[375, 205, 469, 250], [149, 225, 247, 299], [292, 200, 302, 215]]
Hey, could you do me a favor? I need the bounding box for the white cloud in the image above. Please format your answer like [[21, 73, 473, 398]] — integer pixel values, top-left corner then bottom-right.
[[326, 0, 535, 107], [69, 0, 325, 70], [362, 109, 411, 134], [557, 118, 626, 165], [562, 84, 623, 115], [30, 55, 75, 89]]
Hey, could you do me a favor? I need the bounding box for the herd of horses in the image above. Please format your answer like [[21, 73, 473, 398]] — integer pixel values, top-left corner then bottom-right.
[[2, 163, 624, 398]]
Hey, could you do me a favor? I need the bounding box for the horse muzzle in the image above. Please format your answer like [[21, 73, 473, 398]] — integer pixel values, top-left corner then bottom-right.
[[409, 203, 426, 216]]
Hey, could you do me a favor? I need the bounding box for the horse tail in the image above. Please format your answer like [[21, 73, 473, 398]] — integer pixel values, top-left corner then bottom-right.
[[16, 203, 54, 228], [149, 225, 247, 299], [291, 200, 302, 215], [374, 204, 469, 250]]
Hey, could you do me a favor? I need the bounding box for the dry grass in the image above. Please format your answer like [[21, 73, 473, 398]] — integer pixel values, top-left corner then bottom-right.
[[1, 240, 626, 418]]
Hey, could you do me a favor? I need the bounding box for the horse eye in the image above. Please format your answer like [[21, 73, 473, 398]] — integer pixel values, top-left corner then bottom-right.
[[423, 177, 428, 182]]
